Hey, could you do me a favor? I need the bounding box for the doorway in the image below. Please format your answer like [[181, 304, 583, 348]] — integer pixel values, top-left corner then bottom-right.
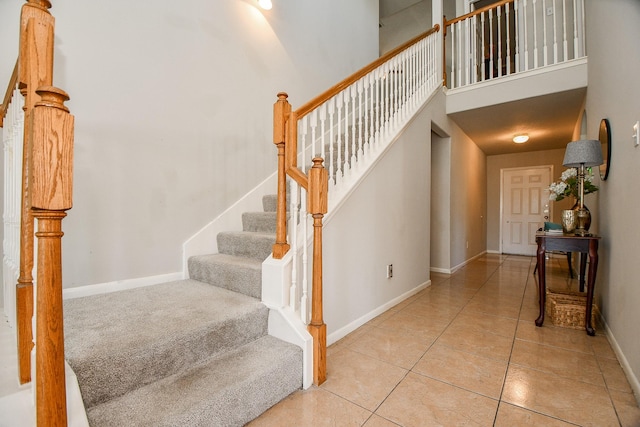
[[501, 166, 552, 256]]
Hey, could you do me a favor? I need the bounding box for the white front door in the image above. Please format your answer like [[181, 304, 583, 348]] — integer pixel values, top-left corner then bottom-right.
[[502, 167, 551, 256]]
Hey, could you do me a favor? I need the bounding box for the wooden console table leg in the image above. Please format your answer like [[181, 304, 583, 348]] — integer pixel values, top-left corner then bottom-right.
[[579, 252, 587, 292], [535, 240, 546, 327], [585, 240, 599, 336]]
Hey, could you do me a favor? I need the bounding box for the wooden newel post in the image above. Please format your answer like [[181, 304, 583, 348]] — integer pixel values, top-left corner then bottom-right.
[[30, 86, 74, 427], [272, 92, 291, 259], [16, 0, 55, 385], [308, 157, 328, 385]]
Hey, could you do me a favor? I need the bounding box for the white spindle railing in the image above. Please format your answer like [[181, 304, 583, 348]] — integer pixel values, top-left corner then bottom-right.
[[284, 29, 440, 324], [2, 84, 25, 327], [445, 0, 585, 89]]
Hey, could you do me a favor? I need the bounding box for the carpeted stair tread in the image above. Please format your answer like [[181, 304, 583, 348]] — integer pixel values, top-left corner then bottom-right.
[[188, 253, 262, 299], [217, 231, 274, 260], [242, 211, 277, 233], [85, 335, 303, 427], [64, 279, 268, 408]]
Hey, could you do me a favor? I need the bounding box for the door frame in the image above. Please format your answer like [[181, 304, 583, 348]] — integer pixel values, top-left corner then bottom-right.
[[499, 165, 554, 254]]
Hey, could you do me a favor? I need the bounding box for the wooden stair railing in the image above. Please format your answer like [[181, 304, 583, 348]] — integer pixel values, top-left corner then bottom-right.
[[273, 93, 328, 386], [272, 24, 440, 387], [1, 1, 73, 425]]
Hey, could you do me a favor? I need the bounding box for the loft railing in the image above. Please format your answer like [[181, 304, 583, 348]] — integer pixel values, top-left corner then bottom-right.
[[1, 1, 74, 425], [272, 24, 440, 386], [444, 0, 586, 89]]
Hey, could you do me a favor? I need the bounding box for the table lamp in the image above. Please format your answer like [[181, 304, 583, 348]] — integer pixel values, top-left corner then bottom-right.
[[562, 139, 603, 236]]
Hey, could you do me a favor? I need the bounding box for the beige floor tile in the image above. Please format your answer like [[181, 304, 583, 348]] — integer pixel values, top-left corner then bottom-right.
[[363, 414, 401, 426], [589, 335, 619, 360], [609, 390, 640, 427], [346, 326, 435, 369], [402, 297, 464, 319], [366, 309, 398, 327], [247, 386, 371, 426], [510, 339, 604, 386], [502, 365, 619, 426], [598, 357, 634, 393], [515, 319, 593, 354], [376, 372, 498, 426], [449, 310, 518, 339], [412, 342, 507, 399], [376, 310, 451, 338], [436, 322, 514, 362], [494, 402, 576, 426], [463, 297, 522, 319], [320, 347, 407, 411]]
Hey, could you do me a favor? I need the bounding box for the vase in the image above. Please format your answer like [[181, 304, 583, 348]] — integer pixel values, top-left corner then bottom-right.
[[572, 200, 591, 233], [561, 209, 577, 233]]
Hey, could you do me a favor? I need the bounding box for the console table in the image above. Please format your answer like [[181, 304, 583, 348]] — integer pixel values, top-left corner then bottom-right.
[[535, 233, 600, 336]]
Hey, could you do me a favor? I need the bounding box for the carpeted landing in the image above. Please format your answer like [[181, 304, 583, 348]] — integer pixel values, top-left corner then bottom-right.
[[64, 195, 302, 426]]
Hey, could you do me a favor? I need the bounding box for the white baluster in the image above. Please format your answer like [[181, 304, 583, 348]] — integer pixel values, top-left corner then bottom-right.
[[357, 79, 364, 160], [350, 84, 357, 171], [552, 0, 558, 64], [562, 0, 568, 61], [506, 3, 512, 75], [450, 23, 456, 88], [481, 12, 486, 80], [300, 116, 308, 177], [524, 0, 529, 70], [489, 8, 495, 78], [301, 191, 309, 324], [319, 103, 327, 161], [542, 0, 548, 66], [580, 0, 586, 58], [572, 0, 578, 59], [310, 109, 318, 162], [515, 0, 521, 72], [363, 75, 370, 159], [336, 91, 343, 186], [289, 181, 299, 311], [327, 97, 336, 188], [533, 0, 538, 68], [497, 5, 503, 77]]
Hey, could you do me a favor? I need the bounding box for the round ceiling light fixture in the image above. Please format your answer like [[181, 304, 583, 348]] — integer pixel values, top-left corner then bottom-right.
[[258, 0, 272, 10], [513, 134, 529, 144]]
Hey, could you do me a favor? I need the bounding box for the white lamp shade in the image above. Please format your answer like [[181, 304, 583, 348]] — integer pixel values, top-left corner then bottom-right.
[[563, 139, 603, 167]]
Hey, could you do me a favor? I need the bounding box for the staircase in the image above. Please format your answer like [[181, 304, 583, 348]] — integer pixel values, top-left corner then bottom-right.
[[63, 195, 302, 427]]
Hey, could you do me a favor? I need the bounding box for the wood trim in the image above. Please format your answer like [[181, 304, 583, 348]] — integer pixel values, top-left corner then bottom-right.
[[0, 60, 19, 128], [286, 167, 308, 191], [295, 24, 440, 119], [445, 0, 514, 27]]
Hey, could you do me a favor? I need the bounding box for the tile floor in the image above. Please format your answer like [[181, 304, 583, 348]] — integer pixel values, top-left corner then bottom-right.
[[249, 254, 640, 427], [1, 254, 639, 426]]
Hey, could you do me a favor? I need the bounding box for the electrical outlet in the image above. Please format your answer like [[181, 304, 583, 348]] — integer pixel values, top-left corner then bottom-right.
[[387, 264, 393, 278], [633, 121, 639, 147], [466, 241, 469, 249]]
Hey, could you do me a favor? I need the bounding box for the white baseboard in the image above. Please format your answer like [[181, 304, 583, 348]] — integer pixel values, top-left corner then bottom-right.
[[603, 319, 640, 406], [486, 249, 501, 254], [326, 280, 431, 346], [431, 251, 489, 275], [62, 272, 183, 300]]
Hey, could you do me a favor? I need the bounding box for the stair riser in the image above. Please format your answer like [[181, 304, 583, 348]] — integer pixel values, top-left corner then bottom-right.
[[189, 255, 262, 299], [242, 212, 277, 233], [217, 232, 274, 261]]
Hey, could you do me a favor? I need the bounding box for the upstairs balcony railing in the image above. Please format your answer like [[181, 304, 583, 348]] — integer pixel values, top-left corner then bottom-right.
[[271, 24, 440, 386], [444, 0, 586, 89]]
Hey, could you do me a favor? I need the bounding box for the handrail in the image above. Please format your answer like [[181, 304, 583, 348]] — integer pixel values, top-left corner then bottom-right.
[[296, 24, 440, 119], [445, 0, 514, 26], [0, 60, 19, 128]]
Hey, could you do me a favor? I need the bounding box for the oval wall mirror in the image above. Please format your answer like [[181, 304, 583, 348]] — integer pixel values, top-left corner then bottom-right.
[[599, 118, 611, 180]]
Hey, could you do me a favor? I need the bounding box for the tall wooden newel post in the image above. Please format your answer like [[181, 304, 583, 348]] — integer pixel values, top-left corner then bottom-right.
[[30, 86, 74, 427]]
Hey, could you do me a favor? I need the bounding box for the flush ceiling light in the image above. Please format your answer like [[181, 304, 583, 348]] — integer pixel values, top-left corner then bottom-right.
[[258, 0, 272, 10], [513, 134, 529, 144]]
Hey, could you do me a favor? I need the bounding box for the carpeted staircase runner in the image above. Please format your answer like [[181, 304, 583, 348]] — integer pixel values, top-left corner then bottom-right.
[[64, 195, 302, 426]]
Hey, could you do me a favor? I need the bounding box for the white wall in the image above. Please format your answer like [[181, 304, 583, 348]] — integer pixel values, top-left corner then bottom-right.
[[430, 131, 451, 271], [584, 0, 640, 398], [323, 100, 434, 338], [0, 0, 379, 288], [379, 0, 433, 55]]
